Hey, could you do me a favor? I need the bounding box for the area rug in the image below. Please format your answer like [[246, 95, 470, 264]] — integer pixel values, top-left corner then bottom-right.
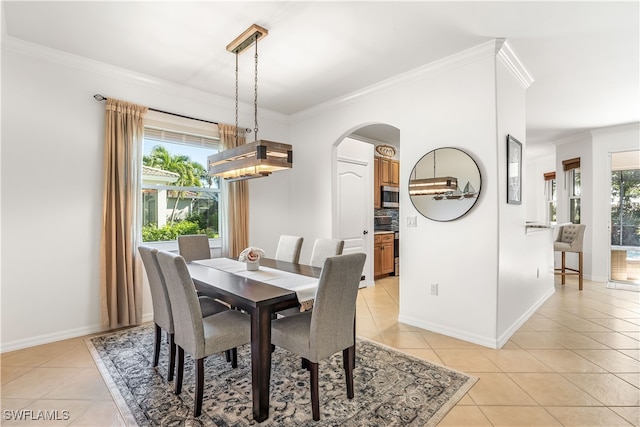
[[87, 324, 476, 426]]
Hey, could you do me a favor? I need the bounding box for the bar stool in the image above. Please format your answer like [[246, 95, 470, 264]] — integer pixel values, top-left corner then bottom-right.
[[553, 224, 586, 290]]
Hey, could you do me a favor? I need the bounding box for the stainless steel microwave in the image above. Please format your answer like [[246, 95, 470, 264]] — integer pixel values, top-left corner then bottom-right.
[[381, 186, 399, 208]]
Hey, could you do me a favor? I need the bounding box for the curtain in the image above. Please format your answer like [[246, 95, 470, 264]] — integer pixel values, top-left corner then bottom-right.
[[100, 98, 148, 329], [219, 124, 249, 258]]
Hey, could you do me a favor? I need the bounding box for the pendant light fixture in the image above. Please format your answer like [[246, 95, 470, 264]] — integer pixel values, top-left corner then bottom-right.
[[208, 24, 293, 182], [408, 149, 458, 197]]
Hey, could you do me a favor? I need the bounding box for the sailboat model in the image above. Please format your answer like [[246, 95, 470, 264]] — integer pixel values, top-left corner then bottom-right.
[[463, 181, 477, 198], [446, 186, 464, 199]]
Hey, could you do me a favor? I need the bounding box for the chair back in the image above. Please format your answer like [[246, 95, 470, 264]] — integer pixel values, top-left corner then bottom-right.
[[309, 253, 366, 361], [138, 246, 173, 333], [554, 224, 586, 252], [309, 238, 345, 268], [156, 251, 205, 358], [177, 234, 211, 262], [275, 235, 304, 263]]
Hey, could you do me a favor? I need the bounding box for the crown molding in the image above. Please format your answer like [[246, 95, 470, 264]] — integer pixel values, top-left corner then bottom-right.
[[495, 39, 535, 89], [292, 39, 516, 121], [1, 35, 290, 125]]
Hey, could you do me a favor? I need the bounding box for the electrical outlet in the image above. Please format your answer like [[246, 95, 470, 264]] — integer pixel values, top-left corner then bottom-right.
[[536, 267, 540, 278], [430, 283, 438, 295], [407, 216, 417, 227]]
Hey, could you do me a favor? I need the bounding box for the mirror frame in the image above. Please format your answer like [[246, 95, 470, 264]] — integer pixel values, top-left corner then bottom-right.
[[409, 147, 482, 222]]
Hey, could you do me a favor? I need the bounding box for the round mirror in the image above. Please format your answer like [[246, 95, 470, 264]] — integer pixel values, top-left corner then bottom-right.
[[409, 147, 482, 221]]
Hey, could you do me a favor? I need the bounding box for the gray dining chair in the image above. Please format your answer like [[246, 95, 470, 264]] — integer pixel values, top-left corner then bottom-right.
[[156, 250, 251, 417], [309, 238, 345, 268], [274, 235, 304, 263], [271, 253, 366, 421], [177, 234, 211, 262], [138, 246, 229, 382], [276, 238, 346, 318]]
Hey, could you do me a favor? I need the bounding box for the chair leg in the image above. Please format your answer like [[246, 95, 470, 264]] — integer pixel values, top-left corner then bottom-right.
[[175, 346, 185, 395], [309, 361, 320, 421], [153, 324, 161, 367], [578, 251, 583, 290], [230, 347, 238, 368], [194, 358, 204, 417], [168, 333, 176, 381], [343, 346, 355, 399], [561, 251, 566, 285]]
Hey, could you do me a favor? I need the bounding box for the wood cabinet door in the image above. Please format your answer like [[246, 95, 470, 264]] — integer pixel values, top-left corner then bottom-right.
[[381, 242, 394, 274], [380, 157, 391, 186], [390, 160, 400, 186], [373, 156, 380, 208]]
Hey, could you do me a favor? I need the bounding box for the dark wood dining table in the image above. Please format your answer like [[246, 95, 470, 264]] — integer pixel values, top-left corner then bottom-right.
[[186, 258, 321, 422]]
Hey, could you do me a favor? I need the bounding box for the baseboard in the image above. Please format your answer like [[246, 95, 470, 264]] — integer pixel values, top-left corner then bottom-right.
[[1, 311, 155, 353], [398, 287, 556, 350], [495, 286, 556, 348], [397, 314, 499, 349]]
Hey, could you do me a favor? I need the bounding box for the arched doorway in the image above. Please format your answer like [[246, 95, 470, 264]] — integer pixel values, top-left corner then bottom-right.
[[332, 123, 400, 286]]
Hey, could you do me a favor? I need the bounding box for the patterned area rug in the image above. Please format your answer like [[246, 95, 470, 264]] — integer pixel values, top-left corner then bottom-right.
[[87, 324, 476, 426]]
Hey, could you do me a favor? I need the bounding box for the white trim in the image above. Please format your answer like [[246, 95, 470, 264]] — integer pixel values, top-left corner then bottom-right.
[[292, 38, 522, 120], [1, 35, 290, 125], [398, 314, 501, 349], [1, 324, 106, 353], [496, 39, 535, 89], [495, 286, 555, 348]]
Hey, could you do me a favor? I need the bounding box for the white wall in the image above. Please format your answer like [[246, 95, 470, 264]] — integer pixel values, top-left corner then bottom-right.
[[591, 123, 640, 281], [286, 40, 550, 348], [1, 38, 289, 350], [495, 56, 554, 344]]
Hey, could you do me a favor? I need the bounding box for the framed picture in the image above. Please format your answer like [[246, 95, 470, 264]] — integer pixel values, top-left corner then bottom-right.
[[507, 134, 522, 204]]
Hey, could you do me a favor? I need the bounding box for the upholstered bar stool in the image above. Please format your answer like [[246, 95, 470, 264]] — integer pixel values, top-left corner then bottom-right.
[[553, 224, 586, 290]]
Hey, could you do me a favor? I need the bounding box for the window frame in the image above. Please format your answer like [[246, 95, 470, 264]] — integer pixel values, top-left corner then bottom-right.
[[139, 111, 222, 250]]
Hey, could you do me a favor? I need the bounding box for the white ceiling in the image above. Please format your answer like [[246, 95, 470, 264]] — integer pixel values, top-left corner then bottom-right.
[[2, 1, 638, 148]]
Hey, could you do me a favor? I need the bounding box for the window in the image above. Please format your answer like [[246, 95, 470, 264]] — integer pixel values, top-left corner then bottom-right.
[[563, 157, 581, 224], [140, 112, 221, 243], [611, 168, 640, 248], [544, 172, 557, 223]]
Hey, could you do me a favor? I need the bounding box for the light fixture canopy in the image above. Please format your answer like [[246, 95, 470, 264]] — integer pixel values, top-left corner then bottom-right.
[[208, 23, 293, 182]]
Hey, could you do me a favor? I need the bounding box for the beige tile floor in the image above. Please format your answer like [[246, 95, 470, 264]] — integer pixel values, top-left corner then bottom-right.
[[2, 276, 639, 426]]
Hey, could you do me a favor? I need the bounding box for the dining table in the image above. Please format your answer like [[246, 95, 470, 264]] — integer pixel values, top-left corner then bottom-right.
[[186, 257, 322, 422]]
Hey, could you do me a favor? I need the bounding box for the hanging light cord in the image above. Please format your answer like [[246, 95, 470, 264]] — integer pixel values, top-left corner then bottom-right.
[[253, 33, 259, 141], [433, 150, 437, 178], [234, 51, 239, 145]]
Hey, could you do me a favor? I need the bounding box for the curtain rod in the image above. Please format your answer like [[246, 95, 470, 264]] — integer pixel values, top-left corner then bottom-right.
[[93, 94, 251, 132]]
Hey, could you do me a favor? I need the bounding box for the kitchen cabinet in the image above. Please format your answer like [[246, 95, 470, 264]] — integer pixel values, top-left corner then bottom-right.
[[374, 232, 395, 277], [374, 156, 399, 208], [379, 157, 400, 187]]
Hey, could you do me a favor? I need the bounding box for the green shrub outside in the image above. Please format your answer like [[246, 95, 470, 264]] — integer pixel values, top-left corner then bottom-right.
[[142, 220, 218, 242]]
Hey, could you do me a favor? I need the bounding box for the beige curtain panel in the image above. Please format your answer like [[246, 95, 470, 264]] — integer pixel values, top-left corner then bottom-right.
[[219, 124, 249, 258], [100, 98, 148, 329]]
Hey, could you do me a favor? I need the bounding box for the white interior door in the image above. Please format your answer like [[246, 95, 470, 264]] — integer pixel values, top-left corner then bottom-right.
[[336, 159, 372, 284]]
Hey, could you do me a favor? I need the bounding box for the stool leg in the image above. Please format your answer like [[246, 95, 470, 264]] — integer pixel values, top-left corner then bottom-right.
[[578, 251, 583, 290], [561, 252, 566, 285]]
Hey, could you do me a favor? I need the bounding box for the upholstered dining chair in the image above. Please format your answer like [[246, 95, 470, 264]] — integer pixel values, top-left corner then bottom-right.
[[553, 224, 587, 290], [138, 246, 229, 382], [177, 234, 211, 262], [156, 251, 251, 417], [271, 253, 366, 421], [309, 238, 345, 268], [274, 235, 304, 263]]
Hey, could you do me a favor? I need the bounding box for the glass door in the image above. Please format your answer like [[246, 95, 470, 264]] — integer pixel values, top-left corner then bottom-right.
[[610, 150, 640, 286]]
